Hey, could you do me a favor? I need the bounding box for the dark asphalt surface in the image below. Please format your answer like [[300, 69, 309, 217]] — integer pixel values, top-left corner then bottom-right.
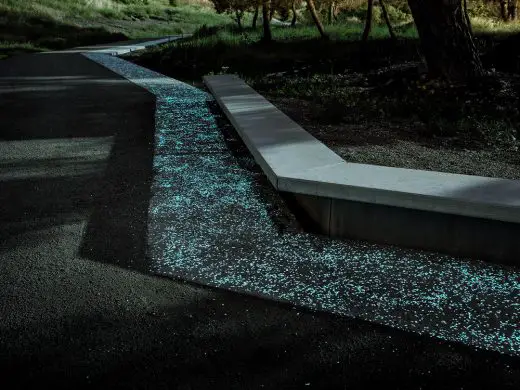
[[0, 50, 519, 389]]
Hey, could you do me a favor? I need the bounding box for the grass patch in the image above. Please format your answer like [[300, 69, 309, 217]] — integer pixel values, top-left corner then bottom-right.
[[182, 22, 417, 46], [128, 22, 420, 86], [0, 41, 45, 59], [472, 16, 520, 35]]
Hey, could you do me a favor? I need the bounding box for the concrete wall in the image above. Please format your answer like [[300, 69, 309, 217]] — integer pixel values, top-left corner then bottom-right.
[[292, 193, 520, 265]]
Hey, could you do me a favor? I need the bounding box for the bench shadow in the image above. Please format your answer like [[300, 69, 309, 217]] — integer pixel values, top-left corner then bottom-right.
[[78, 97, 156, 273], [0, 53, 157, 273]]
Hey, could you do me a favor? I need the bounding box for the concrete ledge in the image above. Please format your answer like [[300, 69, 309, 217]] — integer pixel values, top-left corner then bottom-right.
[[204, 74, 520, 263]]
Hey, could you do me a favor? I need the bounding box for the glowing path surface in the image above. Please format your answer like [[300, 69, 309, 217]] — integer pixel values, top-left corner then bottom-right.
[[83, 52, 520, 357]]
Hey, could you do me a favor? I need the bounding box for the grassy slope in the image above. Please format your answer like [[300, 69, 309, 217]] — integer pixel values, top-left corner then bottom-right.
[[0, 0, 229, 58]]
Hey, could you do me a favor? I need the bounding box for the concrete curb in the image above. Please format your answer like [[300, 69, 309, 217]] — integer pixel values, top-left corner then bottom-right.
[[204, 74, 520, 264], [41, 35, 190, 56]]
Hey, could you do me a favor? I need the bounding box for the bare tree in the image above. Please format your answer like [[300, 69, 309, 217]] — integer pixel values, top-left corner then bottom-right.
[[269, 0, 276, 20], [362, 0, 374, 42], [379, 0, 396, 40], [210, 0, 251, 31], [463, 0, 472, 34], [262, 0, 273, 42], [500, 0, 508, 20], [252, 3, 260, 28], [508, 0, 517, 20], [328, 1, 336, 24], [307, 0, 328, 38], [291, 0, 298, 26]]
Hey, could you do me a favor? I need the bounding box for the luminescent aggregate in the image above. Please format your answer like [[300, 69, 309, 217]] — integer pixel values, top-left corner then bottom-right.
[[83, 52, 520, 357]]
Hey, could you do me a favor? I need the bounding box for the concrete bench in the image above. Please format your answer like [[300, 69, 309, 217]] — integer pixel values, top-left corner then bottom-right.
[[204, 74, 520, 265]]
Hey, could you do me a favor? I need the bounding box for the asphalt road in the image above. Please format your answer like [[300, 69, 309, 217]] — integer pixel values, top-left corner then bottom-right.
[[0, 50, 519, 389]]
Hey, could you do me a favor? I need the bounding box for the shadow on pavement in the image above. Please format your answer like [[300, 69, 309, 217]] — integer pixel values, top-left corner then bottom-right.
[[79, 97, 156, 272], [0, 285, 519, 390], [0, 52, 156, 272]]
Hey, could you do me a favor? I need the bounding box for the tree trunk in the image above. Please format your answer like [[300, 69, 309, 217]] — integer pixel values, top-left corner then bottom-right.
[[380, 0, 396, 40], [501, 0, 508, 21], [253, 5, 259, 28], [407, 0, 484, 81], [307, 0, 328, 38], [269, 0, 276, 22], [261, 0, 273, 42], [328, 2, 335, 24], [235, 10, 244, 31], [463, 0, 472, 35], [291, 1, 297, 26], [508, 0, 517, 20], [362, 0, 374, 42]]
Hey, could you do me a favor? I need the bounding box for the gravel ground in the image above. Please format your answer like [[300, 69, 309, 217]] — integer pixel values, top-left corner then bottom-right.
[[270, 97, 520, 180]]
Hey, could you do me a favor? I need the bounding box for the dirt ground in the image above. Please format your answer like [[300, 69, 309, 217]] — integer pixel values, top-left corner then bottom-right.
[[270, 96, 520, 180]]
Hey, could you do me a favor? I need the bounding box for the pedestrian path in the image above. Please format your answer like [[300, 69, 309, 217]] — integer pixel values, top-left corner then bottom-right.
[[83, 50, 520, 357]]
